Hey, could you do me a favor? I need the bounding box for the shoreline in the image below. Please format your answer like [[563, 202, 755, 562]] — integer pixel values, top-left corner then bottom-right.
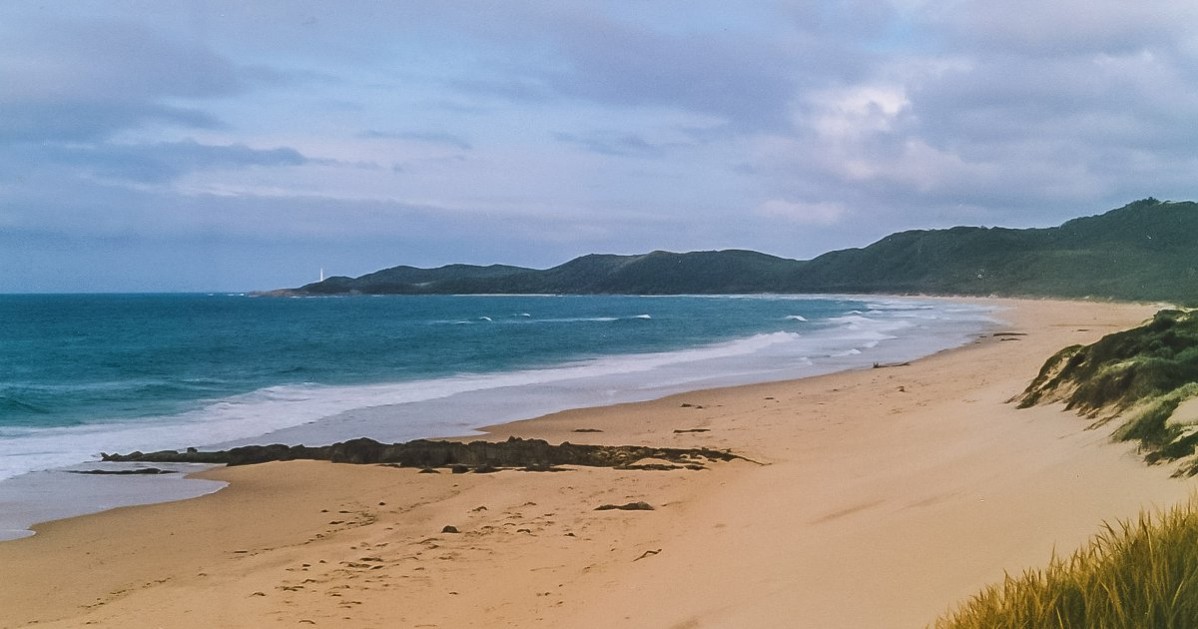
[[0, 293, 996, 541], [0, 298, 1192, 628]]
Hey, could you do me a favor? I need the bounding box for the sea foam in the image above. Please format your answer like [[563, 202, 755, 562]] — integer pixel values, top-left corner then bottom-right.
[[0, 294, 999, 539]]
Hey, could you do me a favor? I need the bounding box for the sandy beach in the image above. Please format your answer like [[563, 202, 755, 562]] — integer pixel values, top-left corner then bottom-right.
[[0, 298, 1192, 628]]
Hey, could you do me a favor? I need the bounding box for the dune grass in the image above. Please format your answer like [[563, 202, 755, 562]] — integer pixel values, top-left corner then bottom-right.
[[935, 497, 1198, 629], [1018, 310, 1198, 473], [944, 310, 1198, 627], [1019, 310, 1198, 415]]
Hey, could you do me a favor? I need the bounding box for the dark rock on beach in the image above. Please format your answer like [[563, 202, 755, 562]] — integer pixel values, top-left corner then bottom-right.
[[68, 467, 177, 475], [594, 501, 655, 511], [100, 436, 744, 471]]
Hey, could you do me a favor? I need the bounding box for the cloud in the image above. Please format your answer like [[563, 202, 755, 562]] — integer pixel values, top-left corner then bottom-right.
[[911, 52, 1198, 157], [0, 176, 645, 254], [543, 21, 798, 130], [0, 16, 249, 143], [0, 18, 243, 101], [553, 131, 672, 158], [0, 103, 222, 144], [756, 199, 848, 226], [39, 140, 308, 184], [801, 84, 913, 143], [358, 130, 473, 150], [6, 1, 1198, 291], [730, 0, 1198, 231], [424, 4, 837, 132], [924, 0, 1198, 56]]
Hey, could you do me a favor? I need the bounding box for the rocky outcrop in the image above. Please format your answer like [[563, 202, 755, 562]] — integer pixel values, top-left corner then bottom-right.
[[101, 436, 744, 471]]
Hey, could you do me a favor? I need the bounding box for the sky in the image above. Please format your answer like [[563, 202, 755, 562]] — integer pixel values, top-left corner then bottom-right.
[[4, 1, 1198, 292]]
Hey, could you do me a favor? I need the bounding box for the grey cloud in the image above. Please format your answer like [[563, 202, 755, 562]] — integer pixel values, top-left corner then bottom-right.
[[13, 4, 851, 135], [426, 4, 849, 132], [0, 174, 630, 255], [884, 20, 1198, 214], [241, 65, 344, 88], [924, 1, 1198, 57], [787, 0, 897, 41], [11, 140, 307, 184], [744, 0, 1198, 233], [0, 102, 222, 143], [358, 130, 473, 150], [449, 76, 557, 103], [0, 16, 254, 143], [553, 131, 672, 158], [541, 21, 798, 130], [0, 18, 244, 102], [8, 0, 1198, 292]]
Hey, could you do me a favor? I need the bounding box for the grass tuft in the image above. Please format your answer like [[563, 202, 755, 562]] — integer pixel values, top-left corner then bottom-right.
[[935, 497, 1198, 629]]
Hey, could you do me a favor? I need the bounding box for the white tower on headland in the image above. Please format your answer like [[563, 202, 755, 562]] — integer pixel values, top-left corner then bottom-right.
[[320, 268, 325, 282]]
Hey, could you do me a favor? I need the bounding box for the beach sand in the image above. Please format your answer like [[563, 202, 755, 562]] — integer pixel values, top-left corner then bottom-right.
[[1, 298, 1192, 628]]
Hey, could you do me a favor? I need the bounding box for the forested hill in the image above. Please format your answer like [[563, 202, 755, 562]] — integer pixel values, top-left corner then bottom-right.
[[289, 250, 802, 296], [788, 198, 1198, 300], [275, 199, 1198, 302]]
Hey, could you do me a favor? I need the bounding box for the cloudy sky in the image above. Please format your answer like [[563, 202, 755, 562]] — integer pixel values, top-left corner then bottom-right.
[[4, 1, 1198, 292]]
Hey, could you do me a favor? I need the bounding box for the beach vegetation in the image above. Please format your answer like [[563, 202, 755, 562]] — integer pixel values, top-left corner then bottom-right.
[[935, 496, 1198, 629], [1017, 309, 1198, 473]]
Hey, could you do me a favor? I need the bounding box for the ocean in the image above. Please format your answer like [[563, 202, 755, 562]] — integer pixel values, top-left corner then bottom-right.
[[0, 293, 999, 539]]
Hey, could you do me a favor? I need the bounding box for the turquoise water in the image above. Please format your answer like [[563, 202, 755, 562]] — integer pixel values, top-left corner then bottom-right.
[[0, 293, 998, 539], [0, 294, 884, 431], [0, 294, 1000, 476]]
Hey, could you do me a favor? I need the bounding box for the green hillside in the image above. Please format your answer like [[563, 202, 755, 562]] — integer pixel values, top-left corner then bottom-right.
[[277, 199, 1198, 302], [295, 263, 529, 295], [787, 199, 1198, 300]]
